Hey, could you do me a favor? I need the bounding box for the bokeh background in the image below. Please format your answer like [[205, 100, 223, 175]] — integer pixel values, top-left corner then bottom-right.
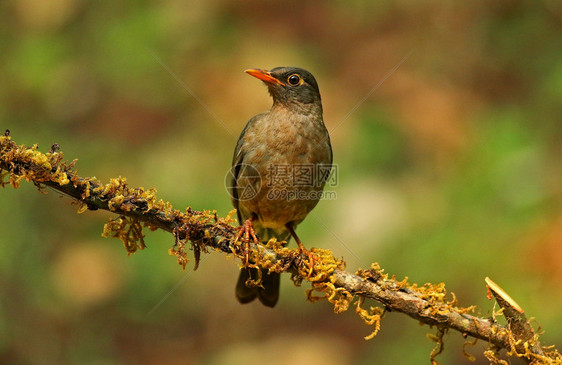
[[1, 1, 561, 364]]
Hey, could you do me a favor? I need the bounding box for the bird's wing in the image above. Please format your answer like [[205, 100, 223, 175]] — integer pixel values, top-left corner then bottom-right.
[[326, 127, 333, 166], [231, 113, 262, 223], [321, 124, 333, 184]]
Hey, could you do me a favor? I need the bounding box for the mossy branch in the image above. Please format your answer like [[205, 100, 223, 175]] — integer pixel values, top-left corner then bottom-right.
[[1, 132, 560, 364]]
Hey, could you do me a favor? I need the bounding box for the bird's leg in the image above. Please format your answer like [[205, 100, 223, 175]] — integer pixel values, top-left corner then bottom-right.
[[234, 216, 260, 266], [286, 224, 317, 277]]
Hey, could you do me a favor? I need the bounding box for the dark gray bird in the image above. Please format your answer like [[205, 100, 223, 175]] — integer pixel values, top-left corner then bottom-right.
[[230, 67, 332, 307]]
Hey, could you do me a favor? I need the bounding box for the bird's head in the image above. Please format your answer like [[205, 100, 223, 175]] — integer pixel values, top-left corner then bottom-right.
[[245, 67, 321, 109]]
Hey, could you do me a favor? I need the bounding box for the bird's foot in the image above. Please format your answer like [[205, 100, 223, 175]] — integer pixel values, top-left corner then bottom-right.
[[297, 243, 320, 278], [285, 224, 320, 278], [234, 218, 260, 266]]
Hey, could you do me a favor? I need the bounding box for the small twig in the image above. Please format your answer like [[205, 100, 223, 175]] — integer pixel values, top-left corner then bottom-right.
[[486, 277, 545, 363]]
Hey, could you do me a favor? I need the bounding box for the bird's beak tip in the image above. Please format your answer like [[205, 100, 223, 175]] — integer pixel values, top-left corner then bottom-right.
[[245, 68, 284, 86], [244, 68, 267, 74]]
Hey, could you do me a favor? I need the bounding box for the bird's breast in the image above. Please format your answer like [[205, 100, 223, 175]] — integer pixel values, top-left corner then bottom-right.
[[244, 112, 329, 165], [236, 112, 331, 228]]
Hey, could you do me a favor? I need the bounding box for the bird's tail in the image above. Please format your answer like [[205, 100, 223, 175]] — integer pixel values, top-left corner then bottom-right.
[[235, 227, 291, 307]]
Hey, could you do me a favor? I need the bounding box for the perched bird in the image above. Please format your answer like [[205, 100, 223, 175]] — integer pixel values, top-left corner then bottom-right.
[[230, 67, 332, 307]]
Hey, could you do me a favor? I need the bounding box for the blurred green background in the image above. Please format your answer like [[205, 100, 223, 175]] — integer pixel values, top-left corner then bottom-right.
[[1, 1, 561, 364]]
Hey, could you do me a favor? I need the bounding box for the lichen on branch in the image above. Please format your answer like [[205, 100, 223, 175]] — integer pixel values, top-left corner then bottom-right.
[[1, 132, 560, 365]]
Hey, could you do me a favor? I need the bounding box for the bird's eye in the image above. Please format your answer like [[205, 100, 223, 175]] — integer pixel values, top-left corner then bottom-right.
[[287, 74, 301, 86]]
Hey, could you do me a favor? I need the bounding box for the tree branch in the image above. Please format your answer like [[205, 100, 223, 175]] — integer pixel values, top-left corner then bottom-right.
[[1, 132, 560, 364]]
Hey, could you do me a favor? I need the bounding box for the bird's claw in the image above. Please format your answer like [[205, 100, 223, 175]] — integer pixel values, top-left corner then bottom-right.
[[234, 218, 260, 266], [298, 245, 320, 278]]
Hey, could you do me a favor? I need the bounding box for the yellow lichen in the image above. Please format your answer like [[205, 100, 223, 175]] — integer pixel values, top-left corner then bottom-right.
[[305, 248, 344, 282], [405, 281, 476, 318], [409, 282, 447, 302], [102, 216, 146, 254], [168, 246, 189, 270], [483, 349, 510, 365], [306, 281, 353, 313], [0, 136, 76, 191], [355, 297, 384, 340], [76, 202, 88, 214], [3, 134, 562, 364], [356, 263, 388, 282], [462, 336, 478, 362], [428, 327, 446, 365], [483, 325, 562, 364]]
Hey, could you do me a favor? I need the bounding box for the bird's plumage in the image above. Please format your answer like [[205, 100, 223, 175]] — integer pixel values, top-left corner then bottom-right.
[[231, 67, 332, 307]]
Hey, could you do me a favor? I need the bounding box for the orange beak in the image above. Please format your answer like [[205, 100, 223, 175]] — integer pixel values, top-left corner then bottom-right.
[[245, 68, 285, 86]]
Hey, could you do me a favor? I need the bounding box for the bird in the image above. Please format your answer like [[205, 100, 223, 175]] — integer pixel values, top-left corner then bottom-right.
[[230, 67, 332, 307]]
